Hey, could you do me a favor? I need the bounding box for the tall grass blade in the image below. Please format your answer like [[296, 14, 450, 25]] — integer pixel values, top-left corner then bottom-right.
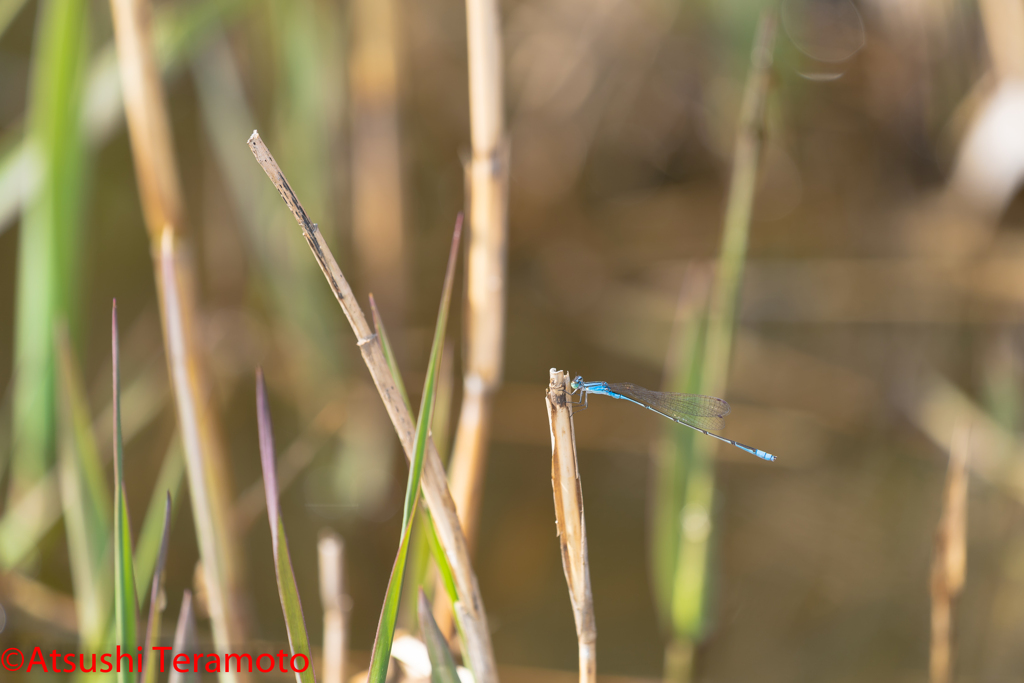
[[418, 589, 460, 683], [168, 590, 198, 683], [367, 218, 462, 683], [250, 132, 498, 682], [134, 436, 184, 605], [112, 302, 139, 683], [653, 14, 776, 681], [10, 0, 89, 528], [370, 297, 460, 618], [141, 492, 172, 683], [256, 369, 317, 683], [110, 0, 247, 658]]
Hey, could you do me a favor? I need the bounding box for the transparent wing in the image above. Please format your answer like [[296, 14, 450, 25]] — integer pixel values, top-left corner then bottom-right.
[[604, 382, 730, 432]]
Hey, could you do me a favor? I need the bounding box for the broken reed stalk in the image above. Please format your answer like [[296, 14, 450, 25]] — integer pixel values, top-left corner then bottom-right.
[[108, 0, 245, 671], [546, 370, 596, 683], [448, 0, 510, 550], [930, 422, 970, 683], [247, 131, 498, 683], [318, 530, 348, 683]]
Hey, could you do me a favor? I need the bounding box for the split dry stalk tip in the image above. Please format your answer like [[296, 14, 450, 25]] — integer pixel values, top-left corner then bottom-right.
[[247, 130, 498, 683], [546, 369, 596, 683]]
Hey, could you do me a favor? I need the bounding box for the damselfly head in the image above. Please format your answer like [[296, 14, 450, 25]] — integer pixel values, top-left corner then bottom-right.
[[570, 375, 583, 392]]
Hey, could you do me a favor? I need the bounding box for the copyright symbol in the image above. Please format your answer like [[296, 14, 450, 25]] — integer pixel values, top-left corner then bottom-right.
[[2, 647, 23, 671]]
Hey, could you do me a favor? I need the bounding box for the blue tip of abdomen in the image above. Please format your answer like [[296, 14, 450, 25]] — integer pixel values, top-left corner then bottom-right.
[[756, 449, 776, 462]]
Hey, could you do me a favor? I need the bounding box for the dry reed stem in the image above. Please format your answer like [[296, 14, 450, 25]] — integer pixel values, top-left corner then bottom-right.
[[930, 421, 970, 683], [159, 233, 239, 674], [546, 369, 596, 683], [247, 131, 498, 683], [977, 0, 1024, 80], [447, 0, 510, 551], [108, 0, 184, 242], [109, 0, 244, 669], [319, 530, 348, 683], [349, 0, 406, 313]]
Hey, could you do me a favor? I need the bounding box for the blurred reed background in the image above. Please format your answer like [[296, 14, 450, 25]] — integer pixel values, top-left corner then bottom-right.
[[1, 0, 1024, 680]]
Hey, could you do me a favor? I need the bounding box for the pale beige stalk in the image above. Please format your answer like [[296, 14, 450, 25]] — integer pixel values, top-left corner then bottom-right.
[[447, 0, 510, 552], [546, 370, 596, 683], [977, 0, 1024, 80], [349, 0, 406, 313], [930, 422, 970, 683], [248, 131, 498, 683], [318, 530, 348, 683], [108, 0, 244, 672]]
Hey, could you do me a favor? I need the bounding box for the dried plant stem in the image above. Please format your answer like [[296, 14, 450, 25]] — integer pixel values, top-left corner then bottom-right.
[[248, 131, 498, 683], [447, 0, 510, 550], [976, 0, 1024, 81], [930, 422, 970, 683], [108, 0, 244, 672], [319, 531, 348, 683], [546, 370, 596, 683]]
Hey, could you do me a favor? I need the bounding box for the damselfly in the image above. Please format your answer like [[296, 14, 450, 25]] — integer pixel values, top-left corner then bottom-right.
[[569, 376, 775, 462]]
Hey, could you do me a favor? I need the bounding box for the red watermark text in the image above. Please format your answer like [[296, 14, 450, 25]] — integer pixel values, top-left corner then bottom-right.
[[1, 646, 309, 674]]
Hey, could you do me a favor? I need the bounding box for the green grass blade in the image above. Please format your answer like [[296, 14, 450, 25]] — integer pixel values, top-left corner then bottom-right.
[[654, 15, 776, 680], [256, 369, 317, 683], [134, 436, 184, 605], [112, 301, 139, 683], [10, 0, 89, 513], [367, 248, 459, 609], [55, 324, 112, 648], [141, 493, 172, 683], [417, 589, 460, 683], [367, 216, 463, 683]]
